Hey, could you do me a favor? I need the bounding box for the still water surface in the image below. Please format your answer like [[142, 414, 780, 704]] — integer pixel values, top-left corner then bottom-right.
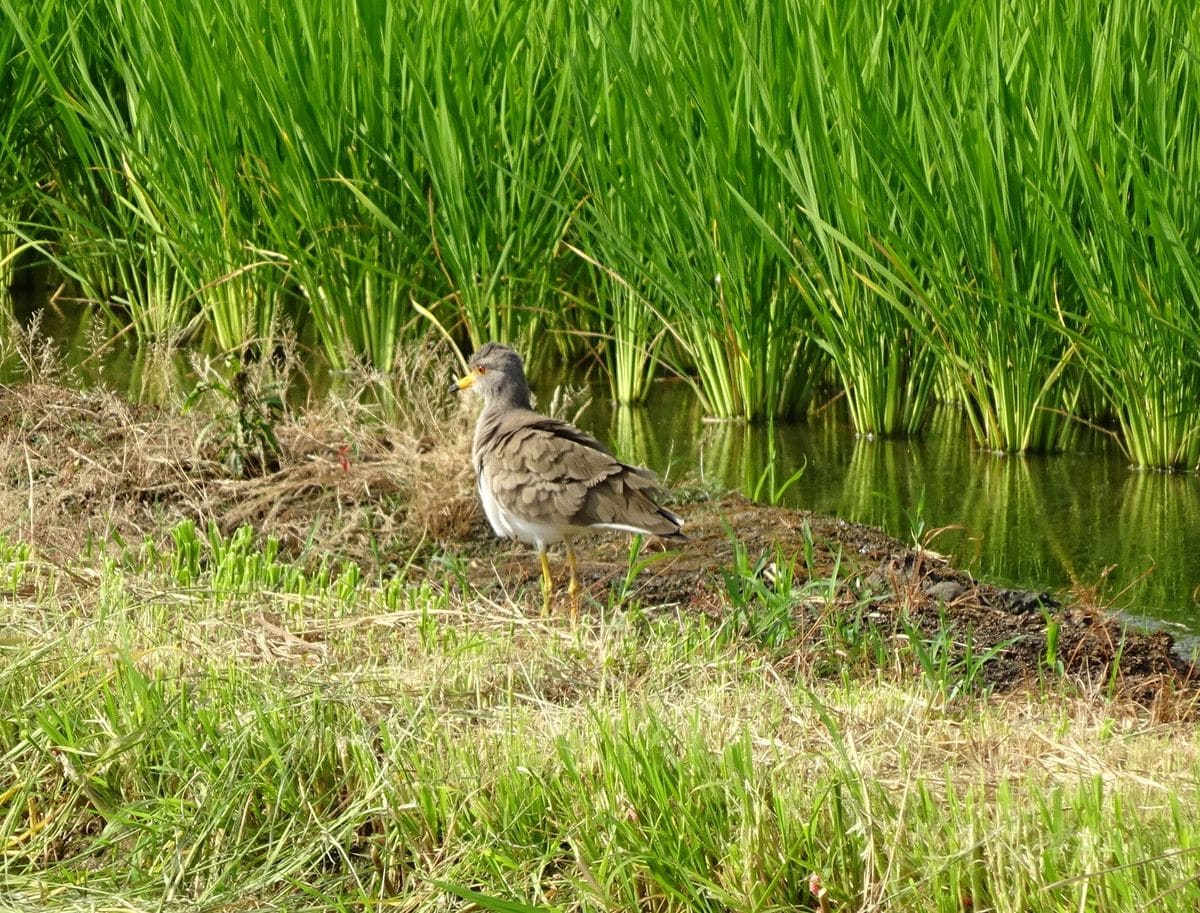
[[572, 380, 1200, 636]]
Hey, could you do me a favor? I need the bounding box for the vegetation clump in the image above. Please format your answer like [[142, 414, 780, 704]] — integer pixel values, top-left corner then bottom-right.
[[3, 0, 1200, 464]]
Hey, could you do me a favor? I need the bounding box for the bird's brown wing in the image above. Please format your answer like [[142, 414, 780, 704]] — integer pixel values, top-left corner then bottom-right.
[[484, 412, 683, 537]]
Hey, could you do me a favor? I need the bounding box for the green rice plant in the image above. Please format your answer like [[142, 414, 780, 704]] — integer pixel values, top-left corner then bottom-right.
[[6, 0, 1200, 448], [407, 0, 578, 352], [560, 22, 671, 406], [570, 239, 667, 405], [740, 2, 940, 438], [0, 0, 111, 299], [316, 0, 587, 368], [92, 0, 417, 361], [195, 0, 434, 368], [0, 228, 13, 294], [292, 235, 425, 372], [100, 232, 197, 344], [873, 6, 1085, 453], [2, 0, 430, 363], [569, 1, 819, 422], [601, 283, 666, 408], [0, 3, 32, 202], [1, 0, 244, 344], [796, 243, 939, 439], [69, 11, 266, 345], [1036, 1, 1200, 469], [0, 0, 67, 294]]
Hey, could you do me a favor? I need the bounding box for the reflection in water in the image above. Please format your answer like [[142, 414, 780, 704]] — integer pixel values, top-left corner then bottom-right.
[[580, 381, 1200, 633], [2, 294, 192, 401]]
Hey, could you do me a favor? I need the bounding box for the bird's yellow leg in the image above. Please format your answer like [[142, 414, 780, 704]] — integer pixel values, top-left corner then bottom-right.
[[538, 547, 554, 616], [566, 541, 581, 624], [566, 542, 581, 599]]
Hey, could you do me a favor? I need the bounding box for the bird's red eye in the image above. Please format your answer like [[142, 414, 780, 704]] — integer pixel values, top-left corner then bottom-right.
[[476, 365, 487, 375]]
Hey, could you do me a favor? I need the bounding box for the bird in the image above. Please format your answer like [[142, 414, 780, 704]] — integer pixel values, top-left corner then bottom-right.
[[453, 342, 684, 616]]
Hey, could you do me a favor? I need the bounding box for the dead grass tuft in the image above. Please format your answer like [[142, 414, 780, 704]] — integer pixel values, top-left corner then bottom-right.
[[0, 342, 485, 564]]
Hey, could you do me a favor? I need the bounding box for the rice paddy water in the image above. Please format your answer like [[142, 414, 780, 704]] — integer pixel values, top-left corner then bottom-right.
[[573, 382, 1200, 639]]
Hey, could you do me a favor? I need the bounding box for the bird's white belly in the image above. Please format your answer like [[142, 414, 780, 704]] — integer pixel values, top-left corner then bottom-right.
[[477, 473, 512, 538], [478, 471, 572, 549]]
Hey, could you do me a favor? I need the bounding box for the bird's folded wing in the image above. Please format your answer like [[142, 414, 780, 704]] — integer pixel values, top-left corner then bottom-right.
[[486, 414, 677, 535], [485, 415, 620, 524]]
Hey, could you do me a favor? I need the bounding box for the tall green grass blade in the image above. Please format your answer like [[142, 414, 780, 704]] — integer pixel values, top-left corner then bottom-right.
[[3, 0, 1200, 457]]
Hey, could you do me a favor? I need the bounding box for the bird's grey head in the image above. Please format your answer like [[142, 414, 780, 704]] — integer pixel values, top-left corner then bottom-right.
[[454, 342, 532, 409]]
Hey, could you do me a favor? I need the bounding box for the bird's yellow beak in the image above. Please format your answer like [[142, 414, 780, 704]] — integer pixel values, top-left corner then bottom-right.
[[454, 372, 475, 391]]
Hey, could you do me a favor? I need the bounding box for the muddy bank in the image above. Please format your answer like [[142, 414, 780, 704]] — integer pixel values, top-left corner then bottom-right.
[[466, 494, 1196, 712], [2, 381, 1195, 713]]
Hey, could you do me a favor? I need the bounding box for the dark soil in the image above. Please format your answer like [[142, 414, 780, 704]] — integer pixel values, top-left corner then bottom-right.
[[3, 381, 1196, 715], [466, 494, 1199, 715]]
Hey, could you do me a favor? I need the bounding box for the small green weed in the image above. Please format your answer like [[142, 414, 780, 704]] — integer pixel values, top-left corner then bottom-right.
[[898, 611, 1010, 701], [720, 538, 801, 651], [608, 534, 678, 607], [0, 534, 31, 593], [133, 519, 356, 599], [183, 358, 283, 478], [1040, 605, 1065, 677]]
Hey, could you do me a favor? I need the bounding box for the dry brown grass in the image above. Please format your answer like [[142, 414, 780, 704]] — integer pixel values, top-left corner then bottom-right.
[[0, 340, 485, 565]]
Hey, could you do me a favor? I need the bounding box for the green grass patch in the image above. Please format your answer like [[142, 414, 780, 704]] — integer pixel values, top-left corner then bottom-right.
[[2, 529, 1199, 910]]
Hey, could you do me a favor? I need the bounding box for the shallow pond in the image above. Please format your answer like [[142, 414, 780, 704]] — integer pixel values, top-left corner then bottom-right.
[[570, 380, 1200, 637]]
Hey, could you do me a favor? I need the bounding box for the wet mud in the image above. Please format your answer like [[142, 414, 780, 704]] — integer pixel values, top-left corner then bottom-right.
[[469, 494, 1197, 711]]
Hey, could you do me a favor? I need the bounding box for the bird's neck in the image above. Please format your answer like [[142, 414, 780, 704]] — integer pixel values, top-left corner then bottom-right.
[[485, 384, 532, 412], [476, 390, 531, 444]]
